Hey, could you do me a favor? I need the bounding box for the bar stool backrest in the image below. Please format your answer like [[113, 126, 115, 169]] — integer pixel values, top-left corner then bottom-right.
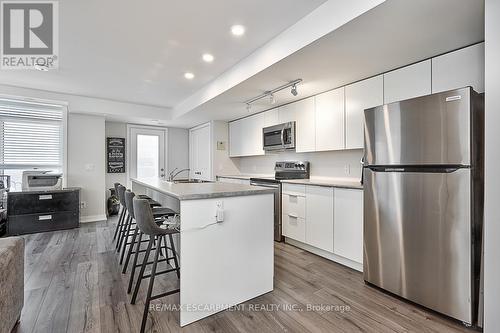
[[114, 182, 120, 194], [133, 198, 172, 236], [124, 191, 136, 219], [117, 185, 126, 206]]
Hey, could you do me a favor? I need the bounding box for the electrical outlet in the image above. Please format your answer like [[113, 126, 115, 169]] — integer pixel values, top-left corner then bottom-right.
[[80, 201, 87, 209], [344, 164, 351, 175]]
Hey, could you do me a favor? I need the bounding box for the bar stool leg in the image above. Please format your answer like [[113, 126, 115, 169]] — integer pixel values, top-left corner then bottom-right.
[[168, 234, 180, 278], [122, 227, 139, 273], [113, 206, 125, 241], [131, 237, 154, 304], [128, 231, 143, 293], [140, 236, 162, 333], [116, 213, 128, 250], [119, 216, 134, 264], [117, 214, 131, 252]]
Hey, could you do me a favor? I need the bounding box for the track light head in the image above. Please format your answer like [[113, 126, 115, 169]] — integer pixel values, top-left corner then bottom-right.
[[291, 84, 298, 96], [269, 94, 276, 104]]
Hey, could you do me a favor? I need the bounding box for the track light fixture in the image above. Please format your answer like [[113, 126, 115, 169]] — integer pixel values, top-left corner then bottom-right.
[[269, 94, 276, 104], [243, 79, 302, 109]]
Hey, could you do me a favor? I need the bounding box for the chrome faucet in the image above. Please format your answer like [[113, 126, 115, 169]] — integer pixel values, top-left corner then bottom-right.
[[168, 168, 190, 181]]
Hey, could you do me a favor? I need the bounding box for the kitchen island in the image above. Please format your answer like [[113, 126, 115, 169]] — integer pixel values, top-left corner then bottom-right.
[[131, 177, 275, 326]]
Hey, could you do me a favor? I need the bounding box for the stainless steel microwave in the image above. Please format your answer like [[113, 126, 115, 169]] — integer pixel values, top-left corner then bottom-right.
[[263, 121, 296, 151]]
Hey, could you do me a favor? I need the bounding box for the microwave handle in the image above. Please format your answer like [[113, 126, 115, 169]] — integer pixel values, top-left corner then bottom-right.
[[281, 128, 285, 145]]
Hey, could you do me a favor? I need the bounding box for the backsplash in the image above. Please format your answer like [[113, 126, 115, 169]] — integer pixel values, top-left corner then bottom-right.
[[233, 149, 363, 179]]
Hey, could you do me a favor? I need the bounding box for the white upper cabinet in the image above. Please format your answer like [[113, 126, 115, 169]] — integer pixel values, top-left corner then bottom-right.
[[278, 103, 296, 123], [229, 119, 243, 157], [305, 185, 334, 253], [432, 43, 485, 93], [294, 97, 316, 152], [265, 108, 279, 127], [384, 60, 432, 104], [315, 87, 345, 151], [345, 75, 383, 150], [333, 188, 363, 264]]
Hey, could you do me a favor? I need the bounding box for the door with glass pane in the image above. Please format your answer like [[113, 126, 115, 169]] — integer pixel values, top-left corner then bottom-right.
[[129, 127, 165, 181]]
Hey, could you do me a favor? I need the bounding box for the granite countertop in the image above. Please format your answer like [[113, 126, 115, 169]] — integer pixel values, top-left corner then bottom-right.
[[217, 174, 363, 190], [217, 174, 273, 180], [281, 178, 363, 190], [131, 177, 276, 200]]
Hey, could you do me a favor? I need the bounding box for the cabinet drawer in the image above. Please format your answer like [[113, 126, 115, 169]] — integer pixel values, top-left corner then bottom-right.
[[8, 191, 79, 215], [282, 184, 306, 196], [8, 211, 79, 235], [282, 193, 305, 219], [282, 213, 305, 243]]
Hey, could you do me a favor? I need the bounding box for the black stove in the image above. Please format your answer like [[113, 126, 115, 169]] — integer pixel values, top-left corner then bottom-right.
[[249, 161, 310, 183], [249, 161, 310, 242]]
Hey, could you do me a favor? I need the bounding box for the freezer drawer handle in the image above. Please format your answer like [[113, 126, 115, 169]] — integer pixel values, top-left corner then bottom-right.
[[38, 215, 53, 221], [39, 194, 53, 200]]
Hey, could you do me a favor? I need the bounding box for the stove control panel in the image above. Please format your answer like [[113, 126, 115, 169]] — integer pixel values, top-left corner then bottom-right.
[[275, 161, 310, 179]]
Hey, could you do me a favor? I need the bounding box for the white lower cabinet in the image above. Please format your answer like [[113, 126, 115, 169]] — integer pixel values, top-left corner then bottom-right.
[[305, 186, 334, 252], [333, 188, 363, 264], [282, 183, 363, 268], [282, 213, 306, 243]]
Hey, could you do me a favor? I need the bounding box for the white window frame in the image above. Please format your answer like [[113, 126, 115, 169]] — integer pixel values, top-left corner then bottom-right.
[[126, 124, 168, 187], [0, 94, 68, 187]]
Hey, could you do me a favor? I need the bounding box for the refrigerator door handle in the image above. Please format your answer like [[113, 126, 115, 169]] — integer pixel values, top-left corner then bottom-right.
[[366, 166, 465, 173]]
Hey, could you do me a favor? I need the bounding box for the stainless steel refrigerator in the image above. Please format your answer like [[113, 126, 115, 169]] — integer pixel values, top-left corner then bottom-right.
[[362, 87, 484, 326]]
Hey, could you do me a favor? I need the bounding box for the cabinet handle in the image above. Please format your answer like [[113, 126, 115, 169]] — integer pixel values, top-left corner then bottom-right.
[[288, 213, 298, 219], [39, 194, 53, 200], [38, 215, 53, 221]]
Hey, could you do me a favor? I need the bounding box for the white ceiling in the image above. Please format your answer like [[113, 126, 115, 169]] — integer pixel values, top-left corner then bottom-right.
[[0, 0, 327, 108], [171, 0, 484, 127]]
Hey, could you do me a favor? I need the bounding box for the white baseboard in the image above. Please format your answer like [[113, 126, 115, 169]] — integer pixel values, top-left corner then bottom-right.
[[80, 214, 107, 223], [285, 238, 363, 272]]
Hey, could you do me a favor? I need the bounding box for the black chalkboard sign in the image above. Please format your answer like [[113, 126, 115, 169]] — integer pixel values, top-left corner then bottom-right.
[[107, 137, 125, 173]]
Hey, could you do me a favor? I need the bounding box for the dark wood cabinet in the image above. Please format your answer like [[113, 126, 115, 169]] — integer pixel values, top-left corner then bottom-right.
[[7, 189, 80, 235]]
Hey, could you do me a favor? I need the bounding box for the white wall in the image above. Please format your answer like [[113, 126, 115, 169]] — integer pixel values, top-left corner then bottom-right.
[[211, 121, 239, 179], [483, 1, 500, 331], [167, 127, 189, 175], [67, 113, 106, 222], [105, 121, 127, 191], [234, 149, 363, 180]]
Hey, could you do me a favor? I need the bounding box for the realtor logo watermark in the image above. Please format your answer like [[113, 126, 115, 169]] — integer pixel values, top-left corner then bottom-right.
[[1, 1, 58, 69]]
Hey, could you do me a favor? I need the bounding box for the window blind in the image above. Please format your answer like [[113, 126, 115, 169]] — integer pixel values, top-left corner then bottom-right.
[[0, 98, 65, 169]]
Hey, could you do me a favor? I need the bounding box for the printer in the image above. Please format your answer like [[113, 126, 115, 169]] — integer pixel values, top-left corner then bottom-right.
[[22, 170, 63, 191]]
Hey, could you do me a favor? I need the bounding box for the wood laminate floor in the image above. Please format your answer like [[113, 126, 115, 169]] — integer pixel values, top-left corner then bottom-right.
[[13, 217, 477, 333]]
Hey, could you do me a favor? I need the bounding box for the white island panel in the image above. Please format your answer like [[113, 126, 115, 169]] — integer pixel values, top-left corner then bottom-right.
[[179, 194, 274, 326]]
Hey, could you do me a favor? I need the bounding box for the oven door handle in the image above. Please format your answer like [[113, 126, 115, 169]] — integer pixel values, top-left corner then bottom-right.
[[250, 182, 279, 189]]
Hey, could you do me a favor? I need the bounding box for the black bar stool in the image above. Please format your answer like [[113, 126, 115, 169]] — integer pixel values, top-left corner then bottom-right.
[[121, 191, 176, 270], [116, 187, 163, 253], [130, 198, 180, 333], [112, 183, 125, 241], [115, 185, 128, 249]]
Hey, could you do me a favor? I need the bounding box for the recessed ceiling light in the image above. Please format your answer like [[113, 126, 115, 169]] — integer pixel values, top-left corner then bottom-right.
[[184, 72, 195, 80], [231, 25, 246, 36], [202, 53, 214, 63]]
